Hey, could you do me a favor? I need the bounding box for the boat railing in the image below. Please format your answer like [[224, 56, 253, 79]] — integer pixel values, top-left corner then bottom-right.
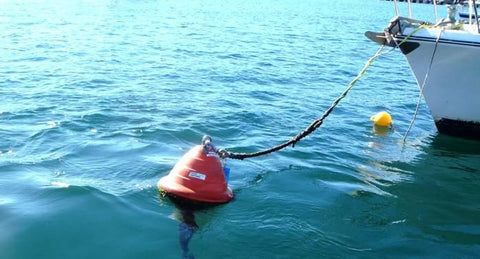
[[390, 0, 480, 33], [475, 1, 480, 32]]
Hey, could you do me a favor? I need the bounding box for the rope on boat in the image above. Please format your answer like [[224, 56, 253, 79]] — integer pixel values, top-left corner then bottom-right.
[[403, 27, 445, 142], [218, 44, 386, 160]]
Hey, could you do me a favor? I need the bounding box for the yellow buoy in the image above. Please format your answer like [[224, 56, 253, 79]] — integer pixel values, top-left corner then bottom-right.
[[370, 111, 393, 127]]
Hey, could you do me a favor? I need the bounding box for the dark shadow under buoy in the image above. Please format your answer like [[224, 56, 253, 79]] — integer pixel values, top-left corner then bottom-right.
[[178, 208, 198, 259], [372, 125, 391, 136], [163, 194, 221, 259]]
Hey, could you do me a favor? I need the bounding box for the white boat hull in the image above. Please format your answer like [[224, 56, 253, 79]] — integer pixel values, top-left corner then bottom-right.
[[398, 27, 480, 138], [366, 16, 480, 139]]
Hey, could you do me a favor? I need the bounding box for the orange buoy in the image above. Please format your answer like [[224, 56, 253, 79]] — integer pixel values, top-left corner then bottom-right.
[[158, 136, 233, 204]]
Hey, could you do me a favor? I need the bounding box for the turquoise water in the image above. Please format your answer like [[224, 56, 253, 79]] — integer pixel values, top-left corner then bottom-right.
[[1, 0, 479, 258]]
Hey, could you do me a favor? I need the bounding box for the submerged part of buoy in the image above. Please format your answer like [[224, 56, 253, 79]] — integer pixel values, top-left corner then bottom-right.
[[158, 136, 233, 204], [372, 125, 390, 136], [370, 111, 393, 127]]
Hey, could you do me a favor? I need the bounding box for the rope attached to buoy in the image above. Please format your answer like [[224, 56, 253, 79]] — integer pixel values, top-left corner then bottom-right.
[[218, 44, 386, 160]]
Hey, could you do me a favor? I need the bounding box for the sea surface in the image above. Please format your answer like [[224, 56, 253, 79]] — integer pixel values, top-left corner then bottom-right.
[[1, 0, 479, 258]]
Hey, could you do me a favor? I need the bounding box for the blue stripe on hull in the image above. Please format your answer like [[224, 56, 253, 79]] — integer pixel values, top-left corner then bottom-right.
[[397, 35, 480, 48]]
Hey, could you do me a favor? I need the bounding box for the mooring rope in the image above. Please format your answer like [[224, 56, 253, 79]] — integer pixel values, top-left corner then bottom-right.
[[215, 18, 448, 159], [218, 44, 386, 160]]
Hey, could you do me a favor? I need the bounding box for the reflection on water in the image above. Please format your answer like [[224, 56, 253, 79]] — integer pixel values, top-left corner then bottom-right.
[[424, 134, 480, 157], [371, 125, 392, 136]]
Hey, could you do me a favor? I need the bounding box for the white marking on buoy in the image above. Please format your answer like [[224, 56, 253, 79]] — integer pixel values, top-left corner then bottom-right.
[[188, 171, 206, 181], [206, 152, 218, 157]]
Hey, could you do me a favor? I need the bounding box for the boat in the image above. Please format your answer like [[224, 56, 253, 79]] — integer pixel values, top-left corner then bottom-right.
[[366, 0, 480, 139]]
